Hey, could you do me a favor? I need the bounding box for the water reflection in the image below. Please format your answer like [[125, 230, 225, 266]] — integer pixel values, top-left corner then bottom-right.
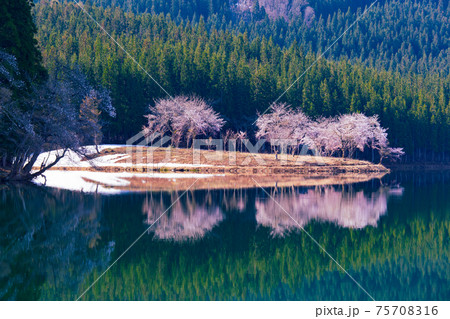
[[256, 185, 403, 236], [143, 192, 224, 241], [2, 172, 449, 301], [141, 184, 403, 241], [0, 185, 113, 300]]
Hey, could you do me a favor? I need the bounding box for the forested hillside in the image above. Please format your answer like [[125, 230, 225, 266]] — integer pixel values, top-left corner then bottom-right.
[[33, 1, 450, 161], [89, 0, 450, 75]]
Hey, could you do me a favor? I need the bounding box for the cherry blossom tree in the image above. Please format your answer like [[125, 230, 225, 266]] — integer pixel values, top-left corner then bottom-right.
[[379, 146, 405, 163], [326, 113, 404, 161], [143, 191, 224, 242], [290, 110, 311, 155], [302, 117, 340, 156], [333, 114, 370, 158], [143, 97, 180, 146], [256, 103, 309, 155], [365, 115, 388, 162], [255, 105, 404, 162], [144, 95, 225, 148], [255, 103, 293, 142]]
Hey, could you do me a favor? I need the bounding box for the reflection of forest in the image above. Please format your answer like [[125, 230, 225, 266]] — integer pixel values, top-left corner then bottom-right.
[[81, 176, 449, 300], [2, 173, 449, 300], [256, 186, 403, 236], [142, 185, 403, 241], [0, 186, 112, 300]]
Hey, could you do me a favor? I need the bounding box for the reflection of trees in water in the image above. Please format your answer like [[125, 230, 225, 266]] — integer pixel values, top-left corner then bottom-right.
[[256, 185, 403, 236], [0, 185, 112, 300], [143, 191, 224, 242], [142, 185, 404, 240], [81, 181, 449, 301], [219, 188, 248, 213]]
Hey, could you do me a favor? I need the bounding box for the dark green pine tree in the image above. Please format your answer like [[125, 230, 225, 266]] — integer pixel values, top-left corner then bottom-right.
[[0, 0, 47, 83]]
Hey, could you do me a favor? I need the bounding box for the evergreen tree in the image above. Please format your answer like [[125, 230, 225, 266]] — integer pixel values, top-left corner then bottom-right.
[[0, 0, 47, 83]]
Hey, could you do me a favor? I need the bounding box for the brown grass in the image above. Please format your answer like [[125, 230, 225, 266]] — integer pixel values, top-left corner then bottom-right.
[[88, 146, 388, 173], [34, 146, 389, 191]]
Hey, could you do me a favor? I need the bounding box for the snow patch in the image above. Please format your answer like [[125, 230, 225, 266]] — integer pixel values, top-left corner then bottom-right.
[[33, 170, 221, 194], [34, 145, 214, 168]]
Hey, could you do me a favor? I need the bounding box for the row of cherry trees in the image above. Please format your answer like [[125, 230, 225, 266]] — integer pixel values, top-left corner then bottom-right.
[[256, 103, 404, 163], [143, 96, 404, 163]]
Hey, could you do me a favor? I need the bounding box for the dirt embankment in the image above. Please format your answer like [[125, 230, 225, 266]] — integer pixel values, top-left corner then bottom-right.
[[45, 146, 389, 175], [32, 146, 389, 192]]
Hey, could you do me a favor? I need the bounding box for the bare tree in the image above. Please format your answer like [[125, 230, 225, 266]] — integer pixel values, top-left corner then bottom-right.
[[79, 90, 104, 152], [0, 55, 114, 181], [236, 131, 247, 152], [222, 129, 234, 151]]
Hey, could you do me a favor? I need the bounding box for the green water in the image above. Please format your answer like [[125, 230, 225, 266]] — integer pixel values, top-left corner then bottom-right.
[[1, 171, 449, 300]]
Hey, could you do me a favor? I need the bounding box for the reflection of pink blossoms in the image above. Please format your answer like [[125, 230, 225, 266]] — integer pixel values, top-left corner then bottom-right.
[[256, 186, 402, 236], [143, 193, 224, 242]]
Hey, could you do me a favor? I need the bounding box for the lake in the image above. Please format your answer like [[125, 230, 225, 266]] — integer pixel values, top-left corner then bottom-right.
[[1, 171, 449, 300]]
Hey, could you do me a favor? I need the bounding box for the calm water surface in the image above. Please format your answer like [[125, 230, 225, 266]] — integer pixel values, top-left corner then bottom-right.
[[1, 171, 449, 300]]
